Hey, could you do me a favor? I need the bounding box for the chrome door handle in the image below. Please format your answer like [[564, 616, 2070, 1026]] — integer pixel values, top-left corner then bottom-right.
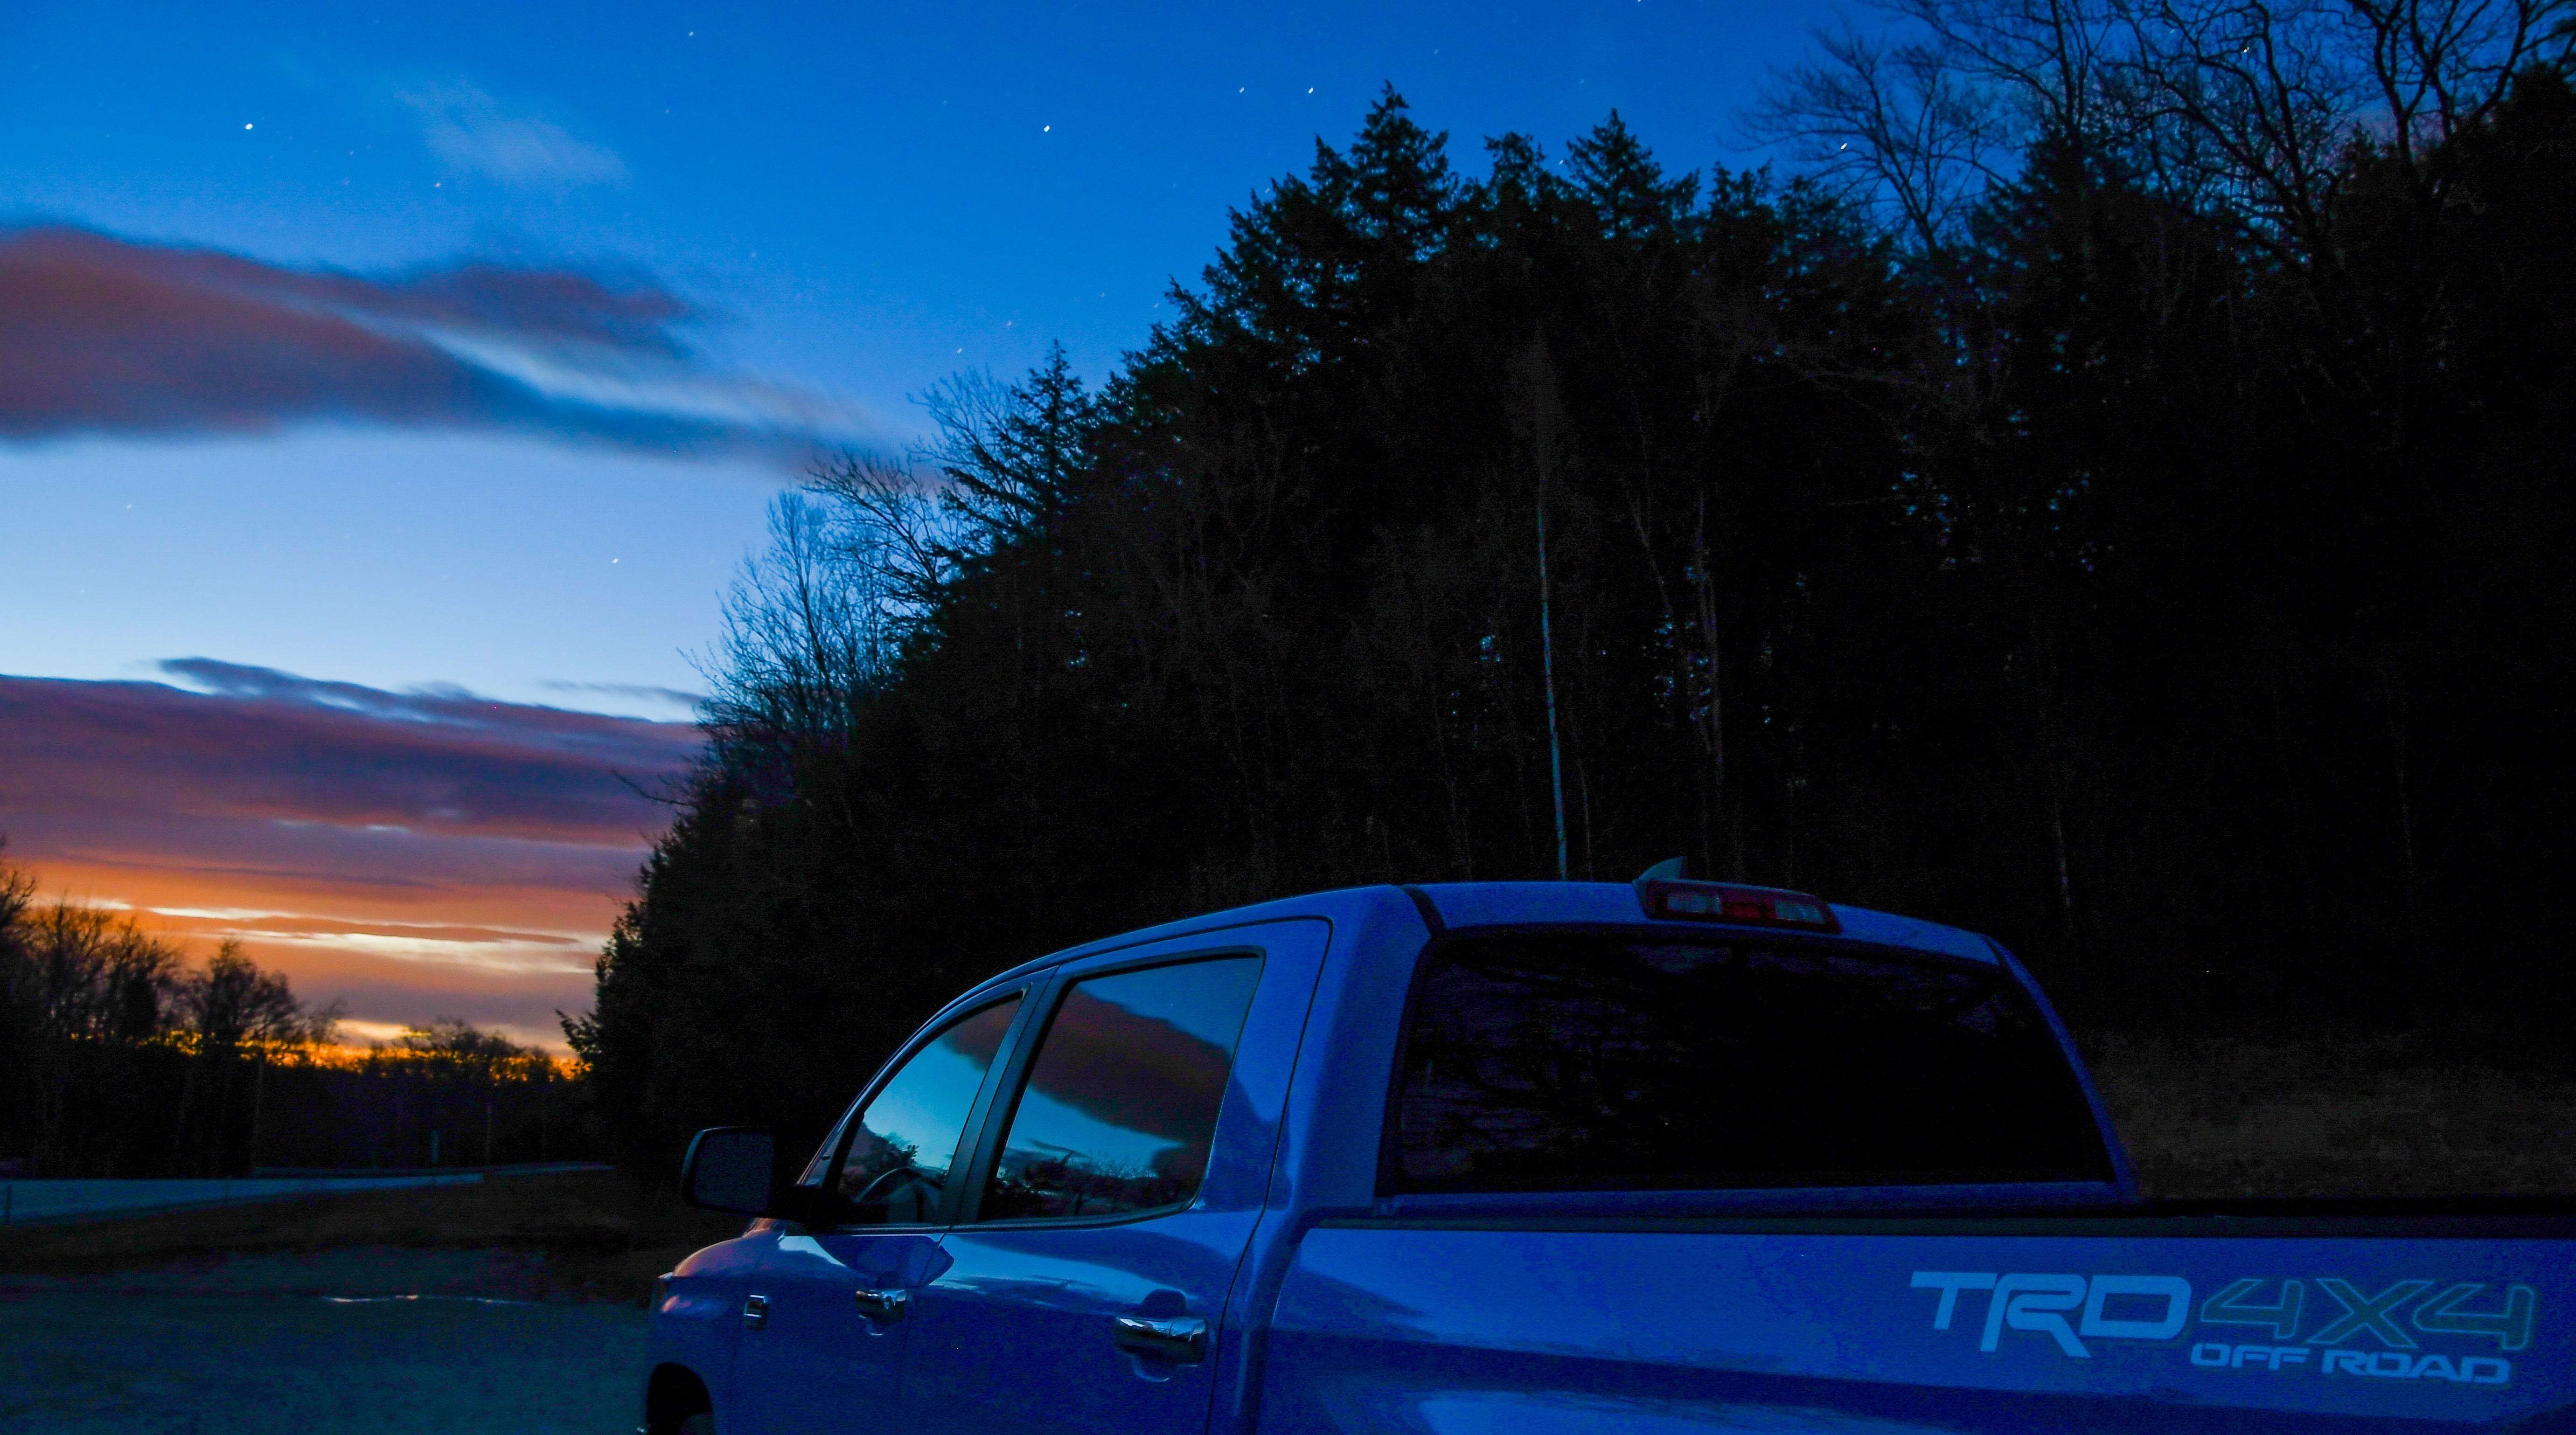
[[853, 1287, 908, 1322], [1112, 1314, 1208, 1364], [742, 1293, 770, 1330]]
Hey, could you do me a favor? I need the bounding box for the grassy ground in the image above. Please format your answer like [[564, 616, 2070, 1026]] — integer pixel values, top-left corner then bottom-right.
[[2085, 1033, 2576, 1199], [0, 1170, 745, 1304]]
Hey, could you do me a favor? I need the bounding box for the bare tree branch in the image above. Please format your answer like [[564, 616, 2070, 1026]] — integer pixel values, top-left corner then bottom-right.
[[1745, 19, 2018, 251]]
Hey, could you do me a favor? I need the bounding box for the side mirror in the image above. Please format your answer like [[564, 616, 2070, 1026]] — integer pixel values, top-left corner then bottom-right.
[[680, 1127, 779, 1215]]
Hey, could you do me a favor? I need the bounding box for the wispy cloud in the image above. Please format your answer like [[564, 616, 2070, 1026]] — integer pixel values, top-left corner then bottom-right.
[[0, 225, 874, 455], [540, 680, 705, 713], [223, 923, 595, 976], [399, 81, 628, 190]]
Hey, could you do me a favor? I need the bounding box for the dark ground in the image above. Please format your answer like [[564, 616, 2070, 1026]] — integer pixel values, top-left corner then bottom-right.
[[0, 1172, 744, 1434]]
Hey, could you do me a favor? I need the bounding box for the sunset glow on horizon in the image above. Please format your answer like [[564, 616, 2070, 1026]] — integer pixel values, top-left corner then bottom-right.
[[0, 662, 699, 1050]]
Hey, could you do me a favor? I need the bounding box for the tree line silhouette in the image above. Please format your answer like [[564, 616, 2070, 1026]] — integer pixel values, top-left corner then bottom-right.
[[0, 846, 585, 1177], [576, 0, 2576, 1176]]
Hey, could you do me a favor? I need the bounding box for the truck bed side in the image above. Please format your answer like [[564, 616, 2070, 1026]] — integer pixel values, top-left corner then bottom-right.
[[1238, 884, 2576, 1434], [1258, 1215, 2576, 1433]]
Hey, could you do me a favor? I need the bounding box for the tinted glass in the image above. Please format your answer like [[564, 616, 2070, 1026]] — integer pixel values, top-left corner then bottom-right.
[[980, 957, 1262, 1221], [834, 995, 1020, 1224], [1392, 935, 2111, 1192]]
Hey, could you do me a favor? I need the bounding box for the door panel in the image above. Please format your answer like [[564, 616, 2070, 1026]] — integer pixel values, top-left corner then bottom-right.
[[902, 920, 1332, 1435], [727, 1229, 945, 1434], [906, 1215, 1258, 1435]]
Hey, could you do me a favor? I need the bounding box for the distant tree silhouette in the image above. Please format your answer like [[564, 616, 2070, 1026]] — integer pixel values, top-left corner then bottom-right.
[[577, 55, 2576, 1179], [0, 841, 579, 1175]]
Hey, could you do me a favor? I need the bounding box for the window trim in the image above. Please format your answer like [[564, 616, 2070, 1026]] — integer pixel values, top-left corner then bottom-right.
[[1373, 922, 2113, 1200], [950, 945, 1268, 1229], [806, 983, 1045, 1233]]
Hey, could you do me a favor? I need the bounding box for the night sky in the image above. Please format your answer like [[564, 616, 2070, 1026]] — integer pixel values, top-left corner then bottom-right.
[[0, 0, 1836, 1047]]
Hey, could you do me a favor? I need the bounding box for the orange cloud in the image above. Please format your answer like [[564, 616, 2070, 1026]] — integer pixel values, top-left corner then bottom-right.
[[0, 662, 700, 1050]]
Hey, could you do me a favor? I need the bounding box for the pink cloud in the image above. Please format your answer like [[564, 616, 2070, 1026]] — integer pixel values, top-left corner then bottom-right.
[[1, 660, 698, 844]]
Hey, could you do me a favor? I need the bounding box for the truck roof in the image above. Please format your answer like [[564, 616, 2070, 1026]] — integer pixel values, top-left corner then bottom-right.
[[960, 880, 2001, 1005]]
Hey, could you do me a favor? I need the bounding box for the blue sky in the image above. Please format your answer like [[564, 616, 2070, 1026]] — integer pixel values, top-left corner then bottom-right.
[[2, 0, 1835, 711], [0, 0, 1839, 1044]]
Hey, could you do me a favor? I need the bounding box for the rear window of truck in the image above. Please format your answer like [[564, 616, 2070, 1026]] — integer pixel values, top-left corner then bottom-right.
[[1387, 933, 2113, 1192]]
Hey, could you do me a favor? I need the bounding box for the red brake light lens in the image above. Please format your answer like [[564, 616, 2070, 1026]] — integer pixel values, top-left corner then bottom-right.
[[1640, 880, 1840, 933]]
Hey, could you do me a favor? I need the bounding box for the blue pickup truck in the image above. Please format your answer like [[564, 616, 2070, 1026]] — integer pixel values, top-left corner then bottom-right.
[[643, 876, 2576, 1434]]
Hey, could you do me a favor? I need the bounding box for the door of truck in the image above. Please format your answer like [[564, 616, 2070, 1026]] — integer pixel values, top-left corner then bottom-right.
[[725, 991, 1030, 1435], [898, 919, 1330, 1435]]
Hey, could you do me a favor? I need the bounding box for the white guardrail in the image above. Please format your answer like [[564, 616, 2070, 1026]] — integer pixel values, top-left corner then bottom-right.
[[0, 1162, 611, 1227]]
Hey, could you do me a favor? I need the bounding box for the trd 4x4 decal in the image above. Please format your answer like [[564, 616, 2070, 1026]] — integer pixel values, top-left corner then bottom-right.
[[1909, 1271, 2536, 1384], [1909, 1272, 2190, 1357]]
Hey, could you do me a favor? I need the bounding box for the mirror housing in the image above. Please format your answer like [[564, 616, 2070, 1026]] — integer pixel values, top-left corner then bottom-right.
[[679, 1127, 781, 1216]]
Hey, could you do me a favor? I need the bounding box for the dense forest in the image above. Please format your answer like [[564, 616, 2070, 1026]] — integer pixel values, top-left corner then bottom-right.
[[576, 0, 2576, 1177], [0, 846, 583, 1177]]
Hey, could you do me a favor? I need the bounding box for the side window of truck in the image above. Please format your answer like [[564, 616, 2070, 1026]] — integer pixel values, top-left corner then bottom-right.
[[830, 994, 1023, 1225], [977, 956, 1263, 1222], [1389, 935, 2113, 1193]]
